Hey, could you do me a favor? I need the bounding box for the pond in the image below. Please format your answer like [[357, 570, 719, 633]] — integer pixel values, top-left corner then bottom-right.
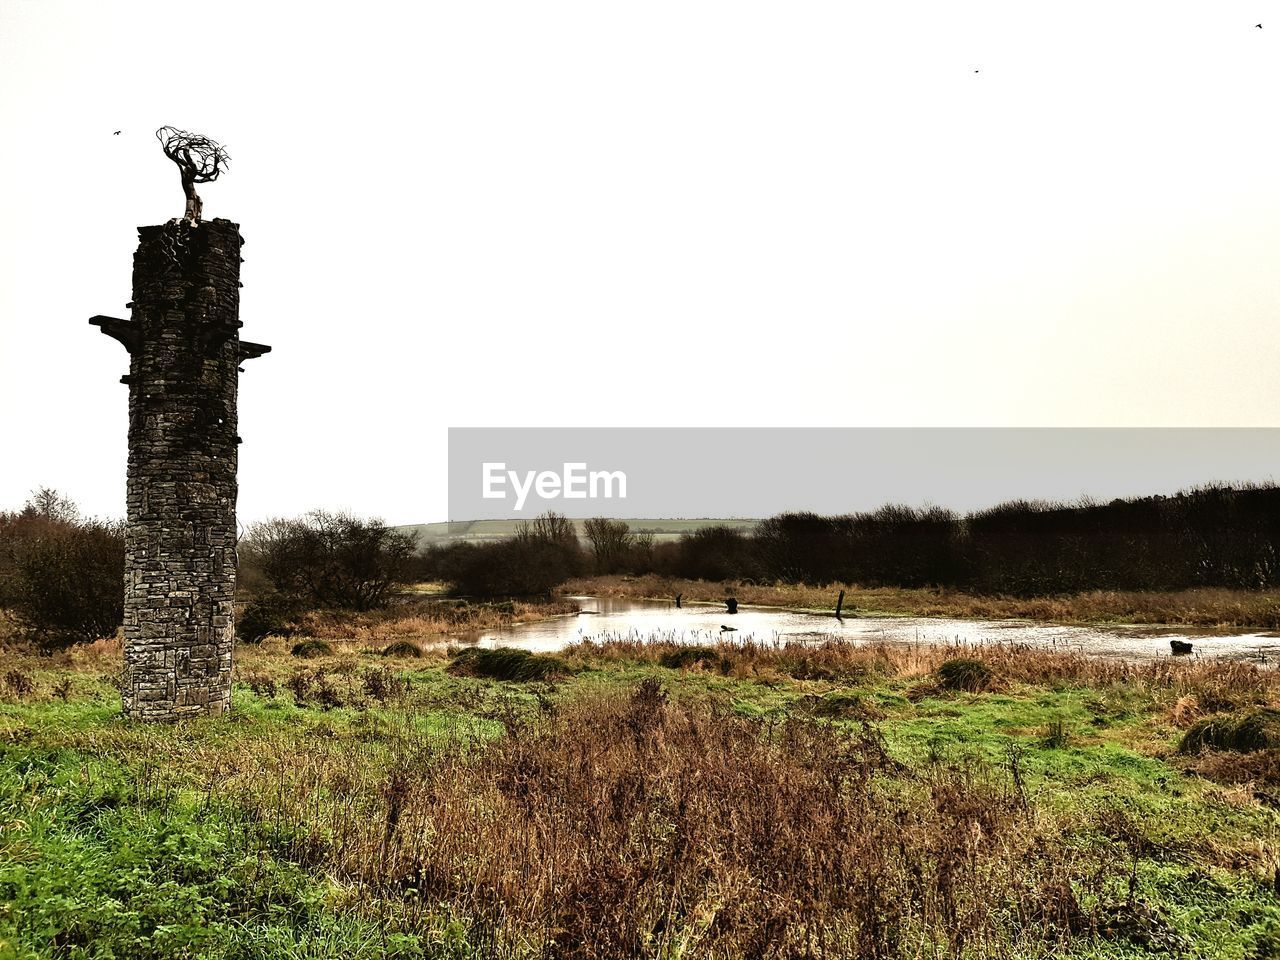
[[459, 595, 1280, 663]]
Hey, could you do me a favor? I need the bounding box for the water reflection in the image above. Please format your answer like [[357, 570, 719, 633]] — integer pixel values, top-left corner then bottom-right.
[[455, 595, 1280, 663]]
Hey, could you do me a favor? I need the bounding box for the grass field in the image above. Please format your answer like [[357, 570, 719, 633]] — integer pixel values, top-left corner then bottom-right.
[[2, 633, 1279, 958]]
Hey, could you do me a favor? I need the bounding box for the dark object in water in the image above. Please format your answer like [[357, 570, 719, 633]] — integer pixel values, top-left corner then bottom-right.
[[720, 625, 737, 632], [1170, 639, 1194, 656], [725, 597, 738, 615], [675, 593, 682, 609], [576, 610, 600, 615], [835, 589, 845, 620]]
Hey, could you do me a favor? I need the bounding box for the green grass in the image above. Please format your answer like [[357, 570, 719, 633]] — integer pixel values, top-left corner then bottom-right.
[[0, 647, 1278, 958], [0, 738, 420, 959]]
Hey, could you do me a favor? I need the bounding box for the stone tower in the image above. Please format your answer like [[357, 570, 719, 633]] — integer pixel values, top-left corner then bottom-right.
[[92, 217, 269, 720]]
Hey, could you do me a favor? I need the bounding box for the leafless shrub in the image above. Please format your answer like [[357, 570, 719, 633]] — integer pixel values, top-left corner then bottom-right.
[[362, 667, 407, 703], [3, 670, 34, 698]]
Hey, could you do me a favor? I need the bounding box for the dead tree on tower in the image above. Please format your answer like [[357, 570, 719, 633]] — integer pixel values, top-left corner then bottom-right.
[[156, 126, 230, 223]]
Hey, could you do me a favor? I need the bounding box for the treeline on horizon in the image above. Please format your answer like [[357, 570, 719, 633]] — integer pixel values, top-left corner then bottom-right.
[[424, 483, 1280, 596], [4, 482, 1279, 650]]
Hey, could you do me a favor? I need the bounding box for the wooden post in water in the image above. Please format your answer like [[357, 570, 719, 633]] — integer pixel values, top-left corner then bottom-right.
[[835, 589, 845, 620]]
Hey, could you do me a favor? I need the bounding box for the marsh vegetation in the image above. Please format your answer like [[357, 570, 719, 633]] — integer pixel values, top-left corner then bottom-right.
[[2, 634, 1280, 957], [6, 489, 1280, 957]]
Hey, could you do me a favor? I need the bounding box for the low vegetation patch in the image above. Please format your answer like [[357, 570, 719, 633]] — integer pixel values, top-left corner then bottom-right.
[[381, 640, 422, 658], [573, 634, 1277, 708], [235, 593, 297, 642], [1180, 707, 1280, 754], [290, 638, 334, 659], [283, 596, 578, 644], [657, 645, 724, 670], [810, 690, 882, 721], [447, 646, 570, 682], [937, 657, 996, 693]]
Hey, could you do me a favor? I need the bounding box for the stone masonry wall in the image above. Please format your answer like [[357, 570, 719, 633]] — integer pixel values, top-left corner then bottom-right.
[[98, 219, 252, 720]]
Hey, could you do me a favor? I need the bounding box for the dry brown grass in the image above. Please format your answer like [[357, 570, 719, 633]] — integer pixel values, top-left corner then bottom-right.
[[284, 597, 578, 644], [226, 684, 1116, 958], [572, 575, 1280, 629], [568, 635, 1280, 709], [1178, 748, 1280, 802]]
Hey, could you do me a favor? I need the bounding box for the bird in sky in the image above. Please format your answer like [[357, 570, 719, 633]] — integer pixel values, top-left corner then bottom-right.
[[113, 130, 121, 135], [1256, 23, 1263, 29]]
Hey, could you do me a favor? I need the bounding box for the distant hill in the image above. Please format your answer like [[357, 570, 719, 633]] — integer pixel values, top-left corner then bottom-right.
[[396, 518, 759, 548]]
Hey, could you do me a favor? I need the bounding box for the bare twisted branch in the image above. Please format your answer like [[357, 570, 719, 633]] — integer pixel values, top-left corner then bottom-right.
[[156, 126, 230, 221]]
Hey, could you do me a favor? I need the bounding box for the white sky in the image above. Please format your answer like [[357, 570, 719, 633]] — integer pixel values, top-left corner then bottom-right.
[[1, 1, 1278, 525]]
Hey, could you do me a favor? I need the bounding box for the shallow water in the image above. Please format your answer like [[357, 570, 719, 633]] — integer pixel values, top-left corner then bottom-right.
[[456, 595, 1280, 664]]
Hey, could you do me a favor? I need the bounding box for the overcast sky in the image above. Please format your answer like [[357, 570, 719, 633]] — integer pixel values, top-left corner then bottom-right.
[[1, 1, 1278, 525]]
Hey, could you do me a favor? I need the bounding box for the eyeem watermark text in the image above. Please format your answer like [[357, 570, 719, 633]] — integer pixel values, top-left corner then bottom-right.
[[482, 462, 627, 511]]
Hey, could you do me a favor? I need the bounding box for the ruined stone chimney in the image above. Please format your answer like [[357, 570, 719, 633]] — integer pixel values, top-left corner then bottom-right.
[[92, 218, 269, 720]]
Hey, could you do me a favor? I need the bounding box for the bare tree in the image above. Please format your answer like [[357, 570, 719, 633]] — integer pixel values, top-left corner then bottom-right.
[[516, 511, 579, 550], [633, 530, 656, 569], [156, 126, 231, 222], [21, 487, 81, 525], [583, 517, 634, 574]]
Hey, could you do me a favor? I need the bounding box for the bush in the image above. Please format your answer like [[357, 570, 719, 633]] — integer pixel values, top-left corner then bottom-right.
[[0, 495, 124, 650], [243, 511, 416, 611], [811, 691, 879, 720], [658, 646, 723, 670], [362, 666, 407, 701], [937, 658, 994, 693], [3, 670, 35, 698], [447, 647, 569, 681], [284, 668, 345, 707], [674, 525, 759, 581], [439, 512, 584, 598], [291, 639, 334, 659], [381, 640, 422, 658], [1042, 718, 1071, 749], [1180, 708, 1280, 754], [236, 593, 298, 643]]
